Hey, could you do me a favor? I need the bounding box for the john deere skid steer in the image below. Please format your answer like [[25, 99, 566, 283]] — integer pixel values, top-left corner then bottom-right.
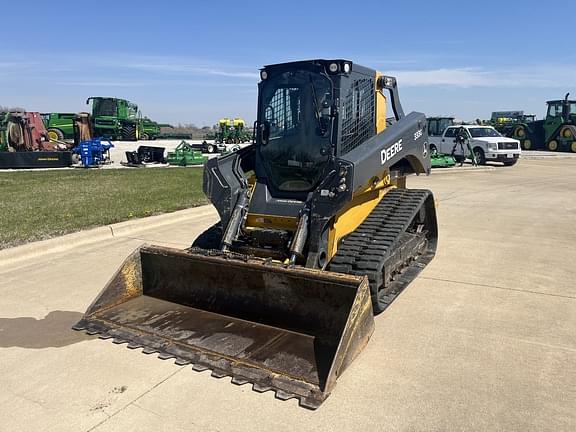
[[75, 59, 438, 409]]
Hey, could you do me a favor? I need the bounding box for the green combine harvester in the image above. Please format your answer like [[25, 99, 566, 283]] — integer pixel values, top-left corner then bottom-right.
[[41, 112, 76, 141], [166, 141, 208, 166], [42, 103, 169, 142], [86, 97, 142, 141]]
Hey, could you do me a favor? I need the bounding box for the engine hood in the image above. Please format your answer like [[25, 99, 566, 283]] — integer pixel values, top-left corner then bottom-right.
[[472, 136, 519, 144]]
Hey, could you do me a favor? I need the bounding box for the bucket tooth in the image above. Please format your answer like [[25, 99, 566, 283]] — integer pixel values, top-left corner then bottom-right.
[[163, 344, 195, 361], [274, 390, 293, 401], [252, 383, 272, 393], [231, 376, 249, 386], [74, 245, 375, 409], [192, 364, 210, 372], [211, 370, 229, 379], [299, 397, 322, 410], [72, 322, 87, 331]]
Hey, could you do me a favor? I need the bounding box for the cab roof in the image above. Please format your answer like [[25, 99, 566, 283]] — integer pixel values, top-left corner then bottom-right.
[[261, 59, 375, 77], [547, 99, 576, 104]]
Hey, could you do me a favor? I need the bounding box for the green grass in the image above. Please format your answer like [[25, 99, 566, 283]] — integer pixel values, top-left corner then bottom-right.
[[0, 168, 207, 249]]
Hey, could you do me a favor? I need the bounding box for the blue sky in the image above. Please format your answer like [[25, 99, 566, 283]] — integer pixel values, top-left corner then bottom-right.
[[1, 0, 575, 125]]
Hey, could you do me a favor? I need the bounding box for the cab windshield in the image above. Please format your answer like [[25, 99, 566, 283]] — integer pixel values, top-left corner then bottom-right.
[[468, 127, 501, 138], [259, 70, 333, 192], [127, 103, 139, 119], [92, 99, 117, 117]]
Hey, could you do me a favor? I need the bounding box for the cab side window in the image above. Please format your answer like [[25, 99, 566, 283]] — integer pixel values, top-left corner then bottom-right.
[[444, 127, 457, 138], [547, 104, 561, 118], [428, 120, 438, 136]]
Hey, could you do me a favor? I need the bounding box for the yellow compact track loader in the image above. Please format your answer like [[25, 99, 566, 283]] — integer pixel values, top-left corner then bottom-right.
[[75, 59, 438, 409]]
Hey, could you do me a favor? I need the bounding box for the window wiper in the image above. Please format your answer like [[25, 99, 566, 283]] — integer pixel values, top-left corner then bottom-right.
[[308, 76, 326, 135]]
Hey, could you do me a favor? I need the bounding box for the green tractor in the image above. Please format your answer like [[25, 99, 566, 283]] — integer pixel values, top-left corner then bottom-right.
[[86, 97, 143, 141], [141, 117, 174, 140], [510, 94, 576, 152], [489, 111, 536, 136], [41, 113, 76, 141]]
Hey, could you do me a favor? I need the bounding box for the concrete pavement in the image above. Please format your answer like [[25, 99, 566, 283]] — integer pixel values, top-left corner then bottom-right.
[[1, 159, 575, 431]]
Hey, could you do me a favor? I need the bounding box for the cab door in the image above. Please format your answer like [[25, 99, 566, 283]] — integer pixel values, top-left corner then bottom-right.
[[441, 127, 458, 154], [427, 119, 442, 153], [544, 102, 563, 141]]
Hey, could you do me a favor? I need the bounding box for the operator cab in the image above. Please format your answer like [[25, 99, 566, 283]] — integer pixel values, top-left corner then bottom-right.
[[427, 117, 455, 137], [258, 66, 333, 193], [256, 60, 376, 196], [546, 96, 576, 121]]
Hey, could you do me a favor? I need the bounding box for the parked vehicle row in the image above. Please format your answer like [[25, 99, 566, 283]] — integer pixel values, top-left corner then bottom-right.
[[481, 94, 576, 152], [429, 124, 520, 166]]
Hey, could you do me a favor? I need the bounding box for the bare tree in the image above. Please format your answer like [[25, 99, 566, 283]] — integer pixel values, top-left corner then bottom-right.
[[166, 122, 219, 139], [0, 105, 25, 112]]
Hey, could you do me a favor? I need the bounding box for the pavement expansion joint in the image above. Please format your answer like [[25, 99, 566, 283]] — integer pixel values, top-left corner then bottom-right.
[[85, 368, 184, 432], [421, 275, 576, 300]]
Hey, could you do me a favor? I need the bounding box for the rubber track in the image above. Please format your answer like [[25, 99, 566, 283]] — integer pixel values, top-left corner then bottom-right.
[[329, 188, 433, 311]]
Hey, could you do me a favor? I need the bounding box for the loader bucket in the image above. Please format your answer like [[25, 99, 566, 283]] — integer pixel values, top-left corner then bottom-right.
[[74, 245, 374, 409]]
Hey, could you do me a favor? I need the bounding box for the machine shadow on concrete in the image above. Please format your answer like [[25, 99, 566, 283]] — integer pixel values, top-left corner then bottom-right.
[[0, 311, 95, 349]]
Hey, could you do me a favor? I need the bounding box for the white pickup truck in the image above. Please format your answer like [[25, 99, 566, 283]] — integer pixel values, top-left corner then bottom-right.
[[429, 125, 521, 166]]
